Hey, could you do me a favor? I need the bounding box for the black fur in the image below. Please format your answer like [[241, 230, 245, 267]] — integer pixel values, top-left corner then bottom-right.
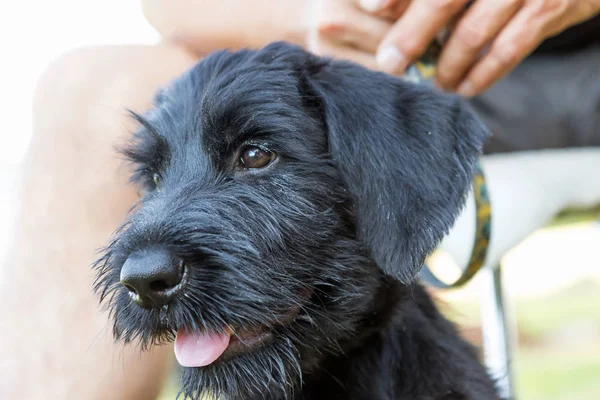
[[94, 42, 499, 399]]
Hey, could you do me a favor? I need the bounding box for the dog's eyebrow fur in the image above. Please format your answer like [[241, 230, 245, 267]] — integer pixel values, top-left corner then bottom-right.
[[128, 110, 162, 139], [120, 110, 170, 185]]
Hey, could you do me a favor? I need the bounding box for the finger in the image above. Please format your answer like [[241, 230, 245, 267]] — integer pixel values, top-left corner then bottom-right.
[[436, 0, 522, 91], [354, 0, 411, 19], [356, 0, 393, 12], [456, 7, 545, 97], [309, 36, 380, 71], [317, 4, 393, 53], [376, 0, 471, 75]]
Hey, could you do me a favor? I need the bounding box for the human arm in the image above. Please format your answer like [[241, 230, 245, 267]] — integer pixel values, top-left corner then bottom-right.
[[142, 0, 310, 55]]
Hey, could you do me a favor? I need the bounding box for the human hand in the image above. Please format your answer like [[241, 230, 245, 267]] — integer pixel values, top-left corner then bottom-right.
[[362, 0, 600, 96], [307, 0, 395, 70]]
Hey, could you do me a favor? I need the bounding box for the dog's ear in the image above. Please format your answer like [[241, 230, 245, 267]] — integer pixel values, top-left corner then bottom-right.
[[304, 57, 489, 283]]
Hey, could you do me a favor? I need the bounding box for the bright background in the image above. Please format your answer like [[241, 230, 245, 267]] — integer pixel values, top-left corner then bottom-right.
[[1, 2, 599, 400]]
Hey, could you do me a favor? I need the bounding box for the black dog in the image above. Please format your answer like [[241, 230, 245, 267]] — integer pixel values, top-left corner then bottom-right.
[[94, 42, 500, 399]]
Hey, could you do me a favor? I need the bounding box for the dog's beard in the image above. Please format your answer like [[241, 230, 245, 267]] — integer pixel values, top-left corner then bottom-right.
[[105, 293, 304, 399], [95, 232, 380, 399], [98, 266, 307, 399], [94, 229, 384, 399], [180, 336, 301, 399]]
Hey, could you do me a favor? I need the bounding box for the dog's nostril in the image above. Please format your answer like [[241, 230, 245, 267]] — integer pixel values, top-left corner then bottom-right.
[[120, 248, 186, 309], [123, 284, 138, 296], [149, 280, 171, 292]]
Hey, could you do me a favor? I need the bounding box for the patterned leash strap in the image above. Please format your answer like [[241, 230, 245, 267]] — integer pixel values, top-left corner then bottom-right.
[[420, 162, 492, 289], [402, 39, 443, 86], [407, 26, 492, 289], [404, 0, 475, 86]]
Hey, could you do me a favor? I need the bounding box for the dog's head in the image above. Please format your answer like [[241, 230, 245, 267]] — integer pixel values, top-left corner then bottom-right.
[[94, 42, 488, 399]]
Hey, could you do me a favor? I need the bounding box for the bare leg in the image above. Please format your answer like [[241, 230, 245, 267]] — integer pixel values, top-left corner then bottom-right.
[[0, 44, 196, 399]]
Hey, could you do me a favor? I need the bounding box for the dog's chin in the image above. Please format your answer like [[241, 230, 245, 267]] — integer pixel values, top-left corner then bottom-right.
[[220, 326, 274, 360], [179, 332, 303, 400], [173, 322, 279, 368], [109, 278, 374, 399]]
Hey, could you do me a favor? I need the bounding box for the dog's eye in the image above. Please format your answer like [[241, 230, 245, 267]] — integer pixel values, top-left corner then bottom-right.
[[152, 173, 160, 187], [239, 146, 275, 169]]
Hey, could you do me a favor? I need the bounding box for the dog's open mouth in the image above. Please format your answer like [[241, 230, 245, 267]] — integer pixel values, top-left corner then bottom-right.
[[174, 326, 272, 367], [174, 289, 312, 368]]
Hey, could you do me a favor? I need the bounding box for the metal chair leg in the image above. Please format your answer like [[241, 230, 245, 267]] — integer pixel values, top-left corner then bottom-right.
[[480, 265, 516, 399]]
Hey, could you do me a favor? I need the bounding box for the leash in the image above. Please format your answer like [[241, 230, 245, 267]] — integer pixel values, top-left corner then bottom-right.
[[421, 163, 491, 288], [406, 39, 493, 289]]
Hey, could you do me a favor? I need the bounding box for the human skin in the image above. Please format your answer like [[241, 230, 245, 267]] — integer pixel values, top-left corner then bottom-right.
[[145, 0, 600, 95], [0, 44, 196, 399]]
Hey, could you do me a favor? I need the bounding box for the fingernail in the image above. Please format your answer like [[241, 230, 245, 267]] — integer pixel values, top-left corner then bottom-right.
[[457, 81, 474, 97], [360, 0, 387, 12], [376, 46, 408, 74]]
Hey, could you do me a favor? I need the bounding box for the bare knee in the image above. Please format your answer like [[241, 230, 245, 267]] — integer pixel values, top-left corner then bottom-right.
[[34, 44, 198, 102], [32, 44, 197, 146], [27, 44, 198, 215], [23, 44, 198, 240]]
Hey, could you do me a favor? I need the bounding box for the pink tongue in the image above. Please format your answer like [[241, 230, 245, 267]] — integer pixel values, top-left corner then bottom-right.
[[174, 328, 231, 367]]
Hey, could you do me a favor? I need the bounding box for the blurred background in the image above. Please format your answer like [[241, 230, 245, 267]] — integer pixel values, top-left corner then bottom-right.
[[0, 2, 598, 400]]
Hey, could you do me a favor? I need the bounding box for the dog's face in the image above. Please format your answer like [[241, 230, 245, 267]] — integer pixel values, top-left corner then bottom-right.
[[94, 42, 488, 399]]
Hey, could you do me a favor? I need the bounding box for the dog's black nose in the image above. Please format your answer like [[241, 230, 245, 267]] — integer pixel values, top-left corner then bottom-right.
[[120, 248, 186, 309]]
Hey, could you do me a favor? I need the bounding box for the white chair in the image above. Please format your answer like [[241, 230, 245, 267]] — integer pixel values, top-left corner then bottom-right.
[[429, 147, 600, 399]]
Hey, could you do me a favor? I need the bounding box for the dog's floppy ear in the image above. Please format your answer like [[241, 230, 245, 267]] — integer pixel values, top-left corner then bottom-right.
[[305, 57, 489, 283]]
